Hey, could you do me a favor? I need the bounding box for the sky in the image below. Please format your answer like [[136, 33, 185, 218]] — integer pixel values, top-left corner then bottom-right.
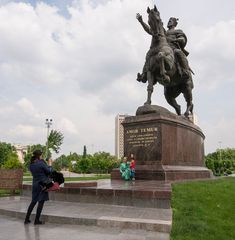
[[0, 0, 234, 157]]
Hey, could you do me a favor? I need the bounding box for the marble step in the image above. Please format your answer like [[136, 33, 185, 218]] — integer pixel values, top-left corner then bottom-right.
[[22, 180, 172, 209], [0, 196, 172, 233]]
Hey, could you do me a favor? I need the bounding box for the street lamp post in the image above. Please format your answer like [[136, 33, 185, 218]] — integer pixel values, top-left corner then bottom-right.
[[45, 118, 53, 159]]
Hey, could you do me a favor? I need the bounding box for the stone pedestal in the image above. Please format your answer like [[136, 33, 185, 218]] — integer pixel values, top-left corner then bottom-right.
[[111, 105, 211, 181]]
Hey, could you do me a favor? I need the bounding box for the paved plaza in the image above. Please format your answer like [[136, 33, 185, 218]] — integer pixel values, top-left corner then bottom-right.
[[0, 196, 171, 232], [0, 214, 169, 240], [0, 180, 172, 239]]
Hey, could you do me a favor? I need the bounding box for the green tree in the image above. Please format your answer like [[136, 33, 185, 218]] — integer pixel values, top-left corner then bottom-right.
[[83, 145, 87, 158], [67, 152, 80, 162], [205, 158, 215, 174], [3, 152, 23, 169], [47, 130, 64, 154], [52, 154, 69, 171], [67, 152, 81, 172], [54, 151, 119, 174], [0, 142, 15, 167], [205, 148, 235, 176], [91, 152, 119, 174], [77, 155, 90, 174]]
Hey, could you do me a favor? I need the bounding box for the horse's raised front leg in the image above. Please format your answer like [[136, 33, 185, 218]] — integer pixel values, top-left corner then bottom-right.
[[144, 71, 154, 105]]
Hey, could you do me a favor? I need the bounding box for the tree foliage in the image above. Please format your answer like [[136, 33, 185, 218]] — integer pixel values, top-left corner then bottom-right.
[[90, 152, 119, 174], [83, 145, 87, 159], [47, 130, 64, 154], [78, 155, 90, 174], [52, 154, 69, 171], [0, 142, 22, 169], [52, 152, 80, 172], [2, 152, 23, 169], [53, 151, 120, 174], [205, 148, 235, 176], [0, 142, 15, 166], [22, 130, 64, 170]]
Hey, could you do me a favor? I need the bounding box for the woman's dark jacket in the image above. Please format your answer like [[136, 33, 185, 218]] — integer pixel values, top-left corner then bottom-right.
[[29, 159, 52, 202]]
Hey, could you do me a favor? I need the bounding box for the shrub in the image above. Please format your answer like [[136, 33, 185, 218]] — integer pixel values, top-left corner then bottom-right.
[[52, 154, 70, 171], [225, 169, 232, 175], [205, 148, 235, 176], [56, 151, 120, 174], [0, 142, 15, 167], [2, 152, 23, 169]]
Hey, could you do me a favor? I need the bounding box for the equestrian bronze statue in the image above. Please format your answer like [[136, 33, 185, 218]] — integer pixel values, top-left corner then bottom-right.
[[136, 5, 194, 117]]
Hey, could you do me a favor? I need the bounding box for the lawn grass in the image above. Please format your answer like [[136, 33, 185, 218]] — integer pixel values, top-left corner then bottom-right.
[[23, 174, 111, 182], [23, 172, 32, 177], [0, 189, 21, 197], [171, 177, 235, 240], [64, 175, 110, 182]]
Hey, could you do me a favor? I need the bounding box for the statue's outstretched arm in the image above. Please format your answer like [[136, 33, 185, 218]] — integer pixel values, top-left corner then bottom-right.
[[136, 13, 152, 35]]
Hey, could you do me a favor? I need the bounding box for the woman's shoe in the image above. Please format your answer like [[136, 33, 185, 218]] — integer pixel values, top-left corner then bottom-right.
[[24, 219, 31, 224]]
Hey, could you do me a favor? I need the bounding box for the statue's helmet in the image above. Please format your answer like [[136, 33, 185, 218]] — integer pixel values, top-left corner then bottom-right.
[[167, 17, 179, 28]]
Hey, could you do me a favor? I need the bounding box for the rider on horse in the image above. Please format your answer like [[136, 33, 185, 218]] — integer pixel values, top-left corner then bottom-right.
[[135, 6, 194, 117], [137, 15, 192, 83], [166, 17, 191, 80]]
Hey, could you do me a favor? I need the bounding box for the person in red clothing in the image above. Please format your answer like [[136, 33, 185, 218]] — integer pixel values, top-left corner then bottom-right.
[[130, 154, 136, 180]]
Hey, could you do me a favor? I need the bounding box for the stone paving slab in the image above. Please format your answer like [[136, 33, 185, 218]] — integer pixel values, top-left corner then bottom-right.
[[0, 196, 172, 233], [0, 214, 170, 240]]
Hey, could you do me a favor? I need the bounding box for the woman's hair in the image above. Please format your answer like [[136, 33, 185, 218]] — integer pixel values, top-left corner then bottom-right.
[[30, 149, 43, 163]]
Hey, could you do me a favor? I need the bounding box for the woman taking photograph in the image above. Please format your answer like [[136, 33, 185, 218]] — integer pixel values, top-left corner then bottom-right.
[[24, 149, 53, 225]]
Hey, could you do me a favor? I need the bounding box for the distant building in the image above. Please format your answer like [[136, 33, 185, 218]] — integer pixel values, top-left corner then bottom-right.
[[115, 114, 129, 159], [14, 144, 28, 163]]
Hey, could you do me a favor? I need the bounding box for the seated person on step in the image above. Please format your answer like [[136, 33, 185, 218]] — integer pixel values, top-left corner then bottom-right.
[[120, 157, 131, 181]]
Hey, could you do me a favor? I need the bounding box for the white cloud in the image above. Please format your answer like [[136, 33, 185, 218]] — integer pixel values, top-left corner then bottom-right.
[[0, 105, 14, 115], [16, 97, 44, 121], [189, 20, 235, 90], [10, 124, 36, 138], [17, 97, 35, 113], [57, 117, 78, 135], [202, 117, 235, 153]]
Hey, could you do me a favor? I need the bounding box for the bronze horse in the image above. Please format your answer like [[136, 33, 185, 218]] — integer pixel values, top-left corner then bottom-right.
[[137, 6, 194, 117]]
